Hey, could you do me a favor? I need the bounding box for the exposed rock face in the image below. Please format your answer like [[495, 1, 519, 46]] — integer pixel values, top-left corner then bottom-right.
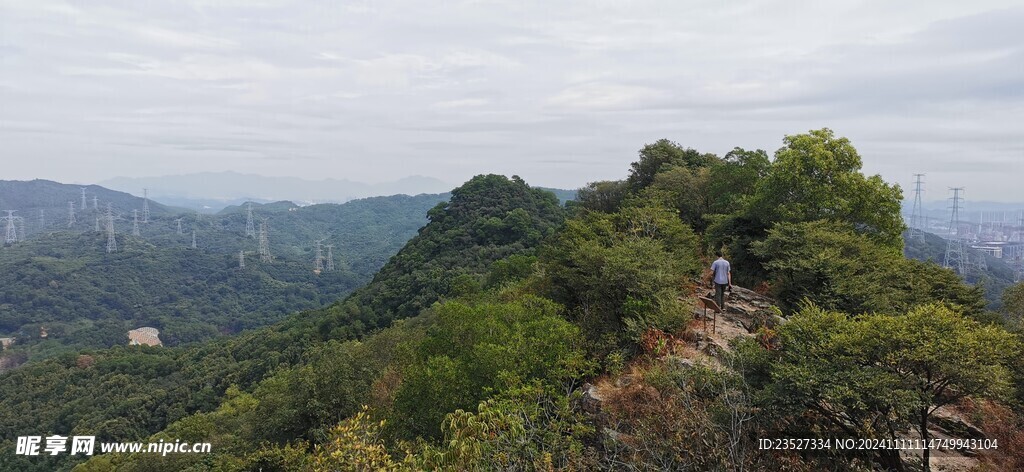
[[127, 327, 162, 347]]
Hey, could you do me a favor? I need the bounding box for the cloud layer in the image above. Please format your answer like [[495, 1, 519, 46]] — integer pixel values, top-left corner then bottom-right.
[[1, 0, 1022, 200]]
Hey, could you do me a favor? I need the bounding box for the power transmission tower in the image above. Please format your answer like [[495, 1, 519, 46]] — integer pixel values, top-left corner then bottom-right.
[[909, 174, 925, 239], [239, 250, 245, 269], [2, 211, 20, 243], [132, 210, 140, 236], [944, 188, 966, 275], [93, 195, 98, 210], [17, 217, 25, 242], [175, 218, 184, 235], [258, 218, 272, 262], [39, 209, 45, 229], [95, 216, 100, 232], [68, 201, 76, 227], [245, 203, 255, 238], [142, 189, 150, 223], [105, 203, 117, 253], [80, 188, 87, 211], [314, 239, 324, 271], [325, 245, 335, 271], [191, 230, 197, 249]]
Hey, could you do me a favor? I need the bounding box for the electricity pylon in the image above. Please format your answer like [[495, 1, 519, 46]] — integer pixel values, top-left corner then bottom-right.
[[239, 251, 245, 269], [258, 218, 272, 262], [175, 218, 184, 235], [93, 195, 98, 210], [943, 188, 965, 275], [142, 189, 150, 223], [132, 210, 140, 236], [105, 203, 117, 253], [80, 188, 87, 211], [908, 174, 925, 239], [325, 245, 335, 272], [2, 211, 21, 243], [191, 230, 197, 249], [245, 203, 255, 238], [314, 240, 324, 271], [68, 201, 76, 227]]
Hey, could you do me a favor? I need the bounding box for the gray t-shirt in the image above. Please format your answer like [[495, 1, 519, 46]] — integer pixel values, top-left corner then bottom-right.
[[711, 258, 731, 285]]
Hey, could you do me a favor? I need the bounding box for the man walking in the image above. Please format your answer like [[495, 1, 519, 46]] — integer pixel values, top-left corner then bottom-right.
[[711, 251, 732, 311]]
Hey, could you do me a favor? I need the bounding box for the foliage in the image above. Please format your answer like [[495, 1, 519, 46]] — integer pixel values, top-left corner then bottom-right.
[[310, 407, 402, 472], [1002, 282, 1024, 326], [390, 296, 593, 440], [710, 129, 905, 285], [307, 175, 564, 337], [411, 381, 597, 470], [0, 193, 445, 363], [744, 304, 1017, 470], [541, 204, 700, 353], [753, 220, 985, 315], [626, 139, 716, 193]]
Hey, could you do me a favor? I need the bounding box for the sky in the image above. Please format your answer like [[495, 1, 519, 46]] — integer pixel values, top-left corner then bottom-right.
[[1, 0, 1022, 201]]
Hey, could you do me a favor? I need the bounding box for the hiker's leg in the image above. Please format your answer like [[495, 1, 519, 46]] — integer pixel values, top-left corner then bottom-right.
[[715, 283, 725, 310]]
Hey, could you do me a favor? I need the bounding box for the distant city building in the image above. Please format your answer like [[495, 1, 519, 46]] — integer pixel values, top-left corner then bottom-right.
[[127, 327, 163, 347]]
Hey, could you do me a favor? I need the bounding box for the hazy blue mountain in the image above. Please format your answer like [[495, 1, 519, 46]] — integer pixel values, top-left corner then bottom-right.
[[99, 172, 453, 209]]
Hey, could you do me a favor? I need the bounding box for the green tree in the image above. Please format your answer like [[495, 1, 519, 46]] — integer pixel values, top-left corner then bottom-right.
[[1003, 282, 1024, 325], [749, 128, 905, 249], [752, 220, 985, 315], [626, 139, 716, 193], [748, 304, 1016, 471]]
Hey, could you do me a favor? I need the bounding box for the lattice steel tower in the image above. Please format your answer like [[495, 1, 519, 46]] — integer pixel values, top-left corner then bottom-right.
[[105, 203, 117, 253], [191, 230, 197, 249], [908, 174, 925, 239], [239, 251, 246, 269], [314, 240, 324, 271], [175, 218, 184, 235], [39, 209, 45, 229], [943, 188, 966, 275], [132, 210, 140, 236], [142, 189, 150, 223], [245, 203, 255, 238], [325, 245, 335, 272], [68, 201, 76, 227], [93, 195, 98, 210], [2, 211, 20, 243], [258, 218, 272, 262], [80, 188, 87, 211]]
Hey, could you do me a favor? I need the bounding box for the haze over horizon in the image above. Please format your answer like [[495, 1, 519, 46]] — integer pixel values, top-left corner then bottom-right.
[[2, 0, 1023, 200]]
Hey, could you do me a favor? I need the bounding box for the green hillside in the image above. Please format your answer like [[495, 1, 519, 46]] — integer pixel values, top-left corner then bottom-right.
[[0, 192, 448, 364], [3, 133, 1023, 472]]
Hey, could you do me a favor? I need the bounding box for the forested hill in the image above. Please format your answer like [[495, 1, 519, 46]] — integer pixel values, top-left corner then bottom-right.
[[0, 179, 175, 234], [0, 174, 564, 472], [0, 191, 449, 365]]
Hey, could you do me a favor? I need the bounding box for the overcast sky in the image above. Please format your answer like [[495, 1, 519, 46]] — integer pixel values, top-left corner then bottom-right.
[[1, 0, 1022, 201]]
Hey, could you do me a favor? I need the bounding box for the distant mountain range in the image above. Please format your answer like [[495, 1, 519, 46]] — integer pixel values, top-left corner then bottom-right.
[[99, 172, 454, 210]]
